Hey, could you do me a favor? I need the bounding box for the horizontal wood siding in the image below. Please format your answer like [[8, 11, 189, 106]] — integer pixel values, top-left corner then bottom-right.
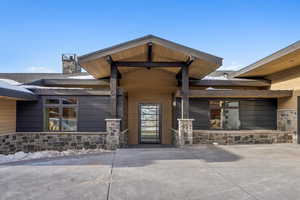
[[17, 95, 125, 132], [175, 98, 210, 129], [78, 96, 110, 132], [240, 99, 277, 130], [190, 98, 210, 129], [0, 99, 16, 134], [175, 98, 277, 130], [78, 95, 124, 132], [16, 98, 43, 132]]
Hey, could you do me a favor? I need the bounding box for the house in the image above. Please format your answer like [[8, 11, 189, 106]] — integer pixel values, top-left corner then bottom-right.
[[0, 35, 298, 153]]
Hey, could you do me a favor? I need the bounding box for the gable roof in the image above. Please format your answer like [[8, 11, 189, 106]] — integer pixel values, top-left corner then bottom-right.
[[235, 40, 300, 78], [78, 35, 223, 79]]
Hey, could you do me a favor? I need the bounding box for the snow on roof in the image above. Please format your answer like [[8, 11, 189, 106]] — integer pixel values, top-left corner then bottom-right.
[[0, 78, 21, 85], [0, 80, 34, 94], [202, 76, 228, 80], [23, 85, 87, 90], [68, 75, 95, 79], [205, 87, 232, 90]]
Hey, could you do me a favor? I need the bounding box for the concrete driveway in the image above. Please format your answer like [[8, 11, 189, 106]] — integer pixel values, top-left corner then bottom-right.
[[1, 144, 300, 200]]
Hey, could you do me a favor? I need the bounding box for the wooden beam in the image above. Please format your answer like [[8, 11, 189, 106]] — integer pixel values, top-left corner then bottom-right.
[[106, 55, 122, 79], [147, 42, 152, 62], [181, 65, 189, 118], [176, 57, 194, 79], [147, 43, 153, 70], [110, 64, 118, 118], [114, 61, 185, 68]]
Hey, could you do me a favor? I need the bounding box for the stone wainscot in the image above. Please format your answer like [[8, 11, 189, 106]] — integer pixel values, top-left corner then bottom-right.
[[193, 130, 293, 145], [0, 131, 128, 155]]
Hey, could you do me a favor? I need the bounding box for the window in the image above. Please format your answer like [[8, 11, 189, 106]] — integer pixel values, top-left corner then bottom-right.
[[44, 97, 78, 132], [209, 100, 240, 130]]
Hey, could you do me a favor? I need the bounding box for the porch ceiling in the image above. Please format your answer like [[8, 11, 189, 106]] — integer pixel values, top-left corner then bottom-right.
[[78, 35, 223, 79]]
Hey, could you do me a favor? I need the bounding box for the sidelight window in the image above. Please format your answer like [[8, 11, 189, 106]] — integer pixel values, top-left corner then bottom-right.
[[44, 97, 78, 132]]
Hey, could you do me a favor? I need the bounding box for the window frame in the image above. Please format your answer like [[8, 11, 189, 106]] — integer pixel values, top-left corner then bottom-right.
[[43, 96, 79, 132], [209, 99, 240, 130]]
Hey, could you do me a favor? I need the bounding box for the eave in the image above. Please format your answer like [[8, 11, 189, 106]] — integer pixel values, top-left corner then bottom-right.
[[235, 40, 300, 78], [188, 79, 271, 87], [78, 35, 223, 79], [41, 79, 109, 87], [0, 87, 37, 100], [176, 89, 292, 98], [29, 88, 124, 96]]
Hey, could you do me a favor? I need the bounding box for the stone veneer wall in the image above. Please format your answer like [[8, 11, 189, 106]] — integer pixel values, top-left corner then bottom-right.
[[193, 130, 293, 145], [0, 132, 107, 155], [277, 109, 297, 143]]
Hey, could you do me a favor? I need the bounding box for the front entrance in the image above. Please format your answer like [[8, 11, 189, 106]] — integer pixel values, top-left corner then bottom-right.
[[139, 103, 161, 144]]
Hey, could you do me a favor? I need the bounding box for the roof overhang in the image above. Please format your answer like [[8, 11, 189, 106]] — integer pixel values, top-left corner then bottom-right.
[[235, 40, 300, 78], [176, 89, 292, 98], [78, 35, 223, 79], [188, 78, 270, 87], [30, 88, 123, 96], [39, 79, 109, 87], [0, 87, 37, 100]]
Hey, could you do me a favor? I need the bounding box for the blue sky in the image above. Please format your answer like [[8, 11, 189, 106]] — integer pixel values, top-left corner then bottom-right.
[[0, 0, 299, 73]]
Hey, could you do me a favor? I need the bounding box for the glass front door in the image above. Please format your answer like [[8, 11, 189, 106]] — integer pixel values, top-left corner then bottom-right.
[[139, 103, 161, 144]]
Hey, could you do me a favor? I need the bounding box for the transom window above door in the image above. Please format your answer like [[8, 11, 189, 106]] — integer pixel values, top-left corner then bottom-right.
[[44, 97, 78, 132]]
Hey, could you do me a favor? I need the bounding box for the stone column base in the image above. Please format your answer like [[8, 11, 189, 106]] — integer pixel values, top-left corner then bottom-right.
[[178, 119, 194, 146], [105, 119, 121, 150]]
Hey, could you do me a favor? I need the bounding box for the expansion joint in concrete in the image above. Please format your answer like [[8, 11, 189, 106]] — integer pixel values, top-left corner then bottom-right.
[[106, 151, 116, 200]]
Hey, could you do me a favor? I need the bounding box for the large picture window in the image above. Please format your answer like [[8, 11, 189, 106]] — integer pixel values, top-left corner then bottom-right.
[[44, 97, 78, 132], [209, 100, 240, 130]]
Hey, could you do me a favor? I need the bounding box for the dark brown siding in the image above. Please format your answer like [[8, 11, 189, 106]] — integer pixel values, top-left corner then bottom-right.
[[175, 98, 277, 130], [17, 95, 125, 132], [77, 96, 110, 132], [240, 99, 277, 130], [16, 98, 43, 132], [175, 98, 210, 129]]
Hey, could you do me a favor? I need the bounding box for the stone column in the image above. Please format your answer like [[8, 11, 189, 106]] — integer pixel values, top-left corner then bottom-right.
[[178, 119, 194, 146], [105, 119, 121, 150], [277, 109, 297, 143]]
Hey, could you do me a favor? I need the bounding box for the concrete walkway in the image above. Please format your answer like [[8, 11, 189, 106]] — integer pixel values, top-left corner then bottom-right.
[[1, 144, 300, 200]]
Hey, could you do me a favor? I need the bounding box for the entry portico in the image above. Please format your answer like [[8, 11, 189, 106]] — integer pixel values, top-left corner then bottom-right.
[[78, 35, 223, 145]]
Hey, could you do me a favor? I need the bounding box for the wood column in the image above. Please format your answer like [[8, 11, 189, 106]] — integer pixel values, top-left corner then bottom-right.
[[110, 64, 118, 118], [181, 65, 189, 119]]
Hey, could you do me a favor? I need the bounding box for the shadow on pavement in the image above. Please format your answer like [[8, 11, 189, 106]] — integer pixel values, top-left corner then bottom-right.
[[0, 145, 242, 167]]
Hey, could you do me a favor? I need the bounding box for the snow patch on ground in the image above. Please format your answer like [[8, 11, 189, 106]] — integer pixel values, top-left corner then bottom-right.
[[0, 149, 106, 164]]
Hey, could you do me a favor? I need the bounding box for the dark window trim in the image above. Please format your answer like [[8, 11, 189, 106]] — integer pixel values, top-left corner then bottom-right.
[[43, 96, 79, 132]]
